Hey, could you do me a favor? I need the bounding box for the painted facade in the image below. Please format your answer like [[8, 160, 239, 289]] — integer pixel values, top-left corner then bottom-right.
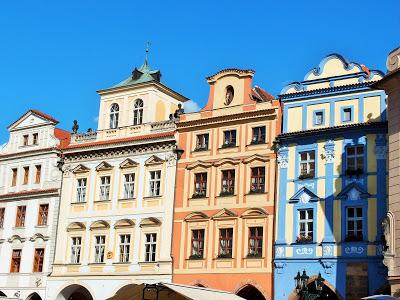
[[46, 57, 188, 300], [274, 54, 388, 300], [172, 69, 281, 300], [0, 110, 69, 300], [373, 47, 400, 297]]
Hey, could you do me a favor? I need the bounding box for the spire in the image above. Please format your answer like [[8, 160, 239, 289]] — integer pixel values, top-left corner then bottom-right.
[[140, 41, 150, 71]]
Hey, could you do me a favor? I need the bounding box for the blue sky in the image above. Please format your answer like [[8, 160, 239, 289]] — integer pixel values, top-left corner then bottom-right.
[[0, 1, 398, 141]]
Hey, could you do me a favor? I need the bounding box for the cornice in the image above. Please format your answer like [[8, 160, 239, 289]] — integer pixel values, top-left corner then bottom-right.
[[0, 188, 59, 201], [0, 147, 60, 161]]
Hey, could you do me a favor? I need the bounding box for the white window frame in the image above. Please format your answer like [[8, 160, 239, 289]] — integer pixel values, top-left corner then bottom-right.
[[71, 237, 82, 264], [124, 173, 135, 199], [149, 171, 161, 197], [109, 103, 119, 129], [299, 151, 315, 176], [76, 178, 87, 203], [119, 234, 131, 263], [99, 176, 111, 201], [145, 233, 157, 262], [133, 99, 144, 125], [298, 209, 313, 240], [346, 207, 363, 238], [94, 235, 106, 263]]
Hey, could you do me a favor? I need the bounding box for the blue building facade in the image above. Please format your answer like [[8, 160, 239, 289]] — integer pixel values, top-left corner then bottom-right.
[[274, 54, 388, 299]]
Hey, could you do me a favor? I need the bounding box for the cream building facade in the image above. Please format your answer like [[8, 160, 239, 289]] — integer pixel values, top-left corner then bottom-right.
[[0, 110, 69, 300], [46, 58, 188, 300]]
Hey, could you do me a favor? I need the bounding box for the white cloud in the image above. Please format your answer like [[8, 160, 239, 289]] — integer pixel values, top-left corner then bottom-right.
[[184, 100, 201, 113]]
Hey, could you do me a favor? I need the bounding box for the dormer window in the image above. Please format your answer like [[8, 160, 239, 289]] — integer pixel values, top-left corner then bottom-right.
[[133, 99, 144, 125], [32, 133, 38, 145], [109, 103, 119, 129], [23, 135, 29, 146]]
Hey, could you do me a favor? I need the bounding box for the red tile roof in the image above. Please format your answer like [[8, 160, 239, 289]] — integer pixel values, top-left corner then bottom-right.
[[54, 128, 71, 148], [30, 109, 59, 123], [251, 86, 275, 102]]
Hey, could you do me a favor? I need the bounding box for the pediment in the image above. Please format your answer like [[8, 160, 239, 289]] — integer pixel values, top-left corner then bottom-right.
[[145, 155, 164, 166], [8, 235, 26, 243], [90, 220, 110, 230], [8, 110, 58, 131], [241, 207, 268, 219], [30, 233, 49, 242], [66, 222, 86, 232], [337, 182, 370, 201], [213, 158, 240, 167], [186, 160, 212, 170], [114, 219, 135, 229], [119, 158, 139, 169], [212, 208, 237, 220], [184, 211, 210, 222], [95, 161, 114, 171], [72, 164, 90, 174], [139, 217, 161, 227], [242, 154, 269, 164], [289, 187, 320, 204]]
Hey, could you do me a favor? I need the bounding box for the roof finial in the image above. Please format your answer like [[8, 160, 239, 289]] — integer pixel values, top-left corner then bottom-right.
[[143, 41, 150, 69]]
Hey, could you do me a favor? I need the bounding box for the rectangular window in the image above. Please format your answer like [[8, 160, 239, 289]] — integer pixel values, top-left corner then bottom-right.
[[0, 207, 5, 228], [314, 111, 324, 126], [23, 166, 29, 185], [191, 229, 205, 258], [343, 107, 352, 122], [149, 171, 161, 197], [194, 173, 207, 197], [123, 173, 135, 199], [298, 209, 313, 243], [76, 178, 87, 203], [221, 170, 235, 195], [11, 168, 17, 186], [23, 135, 29, 146], [222, 130, 236, 147], [299, 151, 315, 179], [346, 207, 363, 241], [94, 235, 106, 263], [16, 205, 26, 227], [195, 134, 209, 151], [145, 233, 157, 262], [251, 126, 266, 144], [346, 145, 364, 175], [99, 176, 111, 201], [250, 167, 265, 193], [119, 234, 131, 263], [71, 237, 82, 264], [33, 248, 44, 272], [37, 204, 49, 226], [10, 249, 22, 273], [35, 165, 41, 184], [219, 228, 233, 258], [248, 227, 263, 257], [32, 133, 39, 145]]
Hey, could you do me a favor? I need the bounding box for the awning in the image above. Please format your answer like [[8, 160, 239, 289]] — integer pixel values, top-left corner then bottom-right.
[[107, 282, 245, 300]]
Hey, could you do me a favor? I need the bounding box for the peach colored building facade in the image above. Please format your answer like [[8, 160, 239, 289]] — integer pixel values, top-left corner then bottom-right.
[[172, 69, 281, 300]]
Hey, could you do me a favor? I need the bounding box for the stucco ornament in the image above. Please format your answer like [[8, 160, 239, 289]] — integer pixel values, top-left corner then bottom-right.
[[323, 245, 333, 256], [166, 153, 177, 166], [344, 246, 364, 254], [275, 247, 285, 258], [299, 192, 311, 204], [387, 47, 400, 72], [348, 188, 360, 201], [277, 146, 288, 169], [295, 247, 313, 255], [323, 140, 335, 164]]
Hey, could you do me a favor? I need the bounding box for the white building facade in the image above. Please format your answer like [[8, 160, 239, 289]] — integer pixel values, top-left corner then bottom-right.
[[0, 110, 69, 300], [46, 58, 187, 300]]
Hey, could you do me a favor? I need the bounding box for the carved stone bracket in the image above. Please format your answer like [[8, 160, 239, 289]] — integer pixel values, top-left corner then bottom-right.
[[320, 260, 334, 274], [323, 140, 335, 164], [277, 146, 288, 169], [274, 262, 287, 274]]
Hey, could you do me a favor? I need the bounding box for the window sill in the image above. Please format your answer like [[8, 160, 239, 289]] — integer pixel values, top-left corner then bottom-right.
[[94, 199, 111, 203], [214, 256, 233, 260], [88, 262, 106, 265], [113, 262, 131, 265], [35, 225, 48, 228], [138, 261, 158, 264], [245, 255, 264, 259], [217, 193, 235, 198], [246, 191, 267, 195], [291, 242, 316, 245], [187, 257, 205, 261], [298, 175, 315, 180], [192, 148, 209, 152], [65, 263, 81, 266], [13, 226, 25, 229], [118, 198, 136, 201], [219, 145, 238, 150], [143, 195, 162, 199], [247, 142, 267, 147], [189, 196, 208, 200], [71, 201, 87, 205]]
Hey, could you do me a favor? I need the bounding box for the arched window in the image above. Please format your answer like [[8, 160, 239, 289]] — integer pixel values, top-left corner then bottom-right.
[[133, 99, 144, 125], [109, 103, 119, 129]]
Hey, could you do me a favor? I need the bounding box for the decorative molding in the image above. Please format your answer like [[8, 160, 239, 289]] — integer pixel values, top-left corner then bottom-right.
[[277, 146, 288, 169], [114, 219, 135, 229], [322, 245, 334, 257], [66, 222, 86, 232], [72, 164, 90, 173], [375, 145, 388, 160], [119, 158, 139, 169], [145, 155, 165, 166], [295, 247, 313, 255], [274, 262, 287, 274], [344, 246, 364, 254], [323, 140, 335, 164], [139, 217, 161, 227], [275, 246, 285, 258], [240, 207, 268, 219], [30, 233, 50, 242], [289, 187, 320, 204], [387, 47, 400, 72], [90, 220, 110, 230], [242, 154, 269, 164], [337, 182, 370, 201], [8, 235, 26, 243], [184, 211, 210, 222], [320, 261, 334, 274], [212, 208, 238, 220]]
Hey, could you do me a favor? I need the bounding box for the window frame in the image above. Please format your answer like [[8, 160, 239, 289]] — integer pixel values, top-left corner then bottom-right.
[[313, 110, 325, 126], [99, 176, 111, 201], [190, 229, 205, 259], [35, 165, 41, 184], [11, 168, 18, 186], [123, 173, 135, 199], [37, 204, 49, 226], [71, 236, 82, 264], [299, 150, 315, 179], [250, 166, 265, 193], [251, 126, 266, 144], [341, 106, 354, 123], [221, 169, 235, 196], [23, 135, 29, 146], [345, 145, 365, 176], [15, 205, 26, 227], [345, 206, 364, 242], [193, 172, 207, 198], [133, 99, 144, 126], [297, 208, 314, 243], [218, 228, 233, 258], [119, 234, 131, 263], [109, 103, 119, 129], [10, 249, 22, 273], [248, 227, 263, 257], [144, 233, 157, 262], [222, 130, 237, 148], [76, 178, 87, 203], [195, 133, 209, 151], [33, 248, 45, 272], [32, 133, 39, 145], [149, 170, 161, 197], [23, 166, 29, 185], [94, 235, 106, 263]]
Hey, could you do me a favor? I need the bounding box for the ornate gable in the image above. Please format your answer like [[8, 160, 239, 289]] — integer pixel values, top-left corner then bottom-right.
[[145, 155, 164, 166], [289, 187, 320, 204], [114, 219, 135, 229], [119, 158, 139, 169], [186, 161, 212, 170], [66, 222, 86, 232], [212, 208, 237, 220], [337, 182, 370, 201], [242, 154, 269, 164], [72, 164, 90, 174], [213, 158, 240, 167], [8, 109, 58, 131], [95, 161, 114, 171], [184, 211, 210, 222], [241, 207, 268, 219]]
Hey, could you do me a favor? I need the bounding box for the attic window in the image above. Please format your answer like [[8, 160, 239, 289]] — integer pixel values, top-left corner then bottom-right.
[[224, 86, 234, 106]]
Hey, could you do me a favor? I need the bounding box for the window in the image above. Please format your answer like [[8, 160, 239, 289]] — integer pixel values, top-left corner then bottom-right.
[[343, 107, 352, 122], [119, 234, 131, 263], [16, 206, 26, 227], [222, 130, 236, 147], [193, 173, 207, 198], [219, 228, 233, 258], [33, 248, 44, 272], [149, 171, 161, 197], [346, 207, 363, 241], [297, 209, 313, 243], [191, 229, 205, 258], [251, 126, 266, 144], [23, 135, 29, 146], [0, 207, 5, 228], [299, 151, 315, 179], [133, 99, 144, 125], [195, 134, 209, 151], [23, 166, 29, 185], [248, 227, 263, 257], [11, 168, 17, 186], [145, 233, 157, 262], [346, 145, 364, 176], [124, 173, 135, 199], [314, 111, 324, 126], [94, 235, 106, 263], [35, 165, 41, 184], [221, 170, 235, 195], [10, 249, 22, 273], [250, 167, 265, 193], [109, 103, 119, 129], [76, 178, 87, 203], [37, 204, 49, 226], [99, 176, 111, 201], [71, 237, 82, 264], [32, 133, 38, 145]]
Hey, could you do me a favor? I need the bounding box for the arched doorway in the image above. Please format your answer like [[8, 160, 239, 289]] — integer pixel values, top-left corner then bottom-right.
[[237, 285, 266, 300], [307, 281, 339, 300], [26, 293, 42, 300], [56, 284, 93, 300]]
